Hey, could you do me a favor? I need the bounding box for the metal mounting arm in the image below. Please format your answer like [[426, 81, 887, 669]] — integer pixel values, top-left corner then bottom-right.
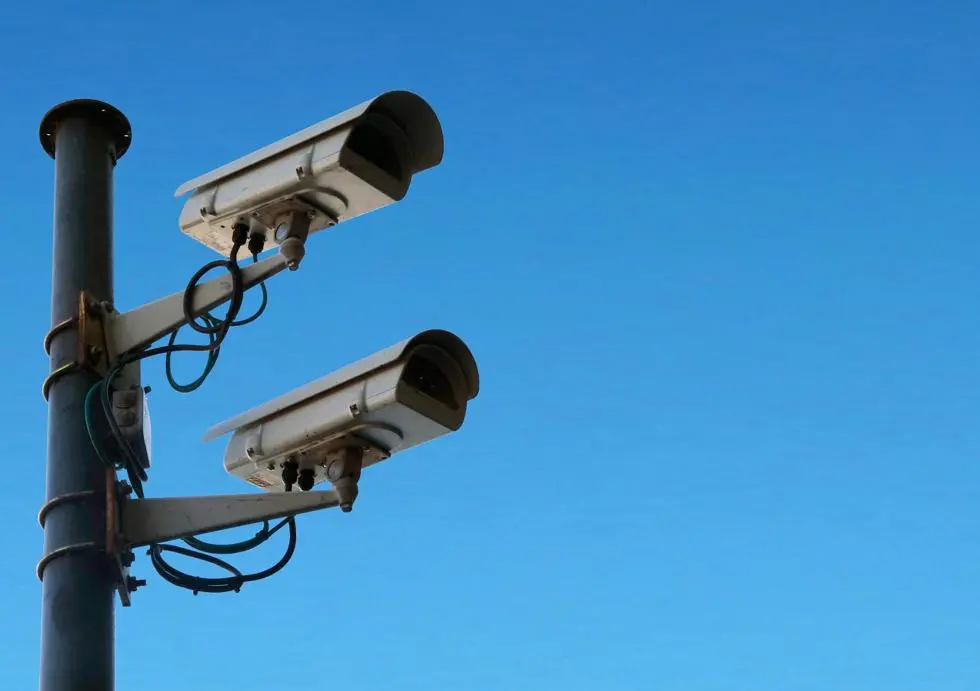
[[106, 253, 288, 359], [120, 489, 340, 548]]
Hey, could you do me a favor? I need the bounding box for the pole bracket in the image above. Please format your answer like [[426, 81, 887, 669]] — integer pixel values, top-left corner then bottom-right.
[[34, 470, 136, 606], [41, 291, 112, 400], [104, 253, 288, 361], [105, 470, 135, 606], [119, 489, 341, 548]]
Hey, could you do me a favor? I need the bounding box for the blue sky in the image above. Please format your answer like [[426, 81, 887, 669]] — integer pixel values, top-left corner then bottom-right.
[[2, 1, 979, 689]]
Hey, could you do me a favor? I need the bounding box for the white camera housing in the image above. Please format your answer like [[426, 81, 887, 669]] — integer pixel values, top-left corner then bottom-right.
[[175, 90, 444, 258], [203, 330, 479, 495]]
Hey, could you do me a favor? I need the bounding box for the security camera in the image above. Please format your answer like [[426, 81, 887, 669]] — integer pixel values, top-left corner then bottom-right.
[[202, 329, 479, 510], [175, 90, 444, 268]]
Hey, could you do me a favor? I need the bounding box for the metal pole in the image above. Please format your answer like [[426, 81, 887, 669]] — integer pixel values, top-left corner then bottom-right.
[[38, 100, 131, 691]]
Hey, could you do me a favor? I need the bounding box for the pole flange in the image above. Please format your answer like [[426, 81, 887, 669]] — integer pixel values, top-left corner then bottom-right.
[[39, 99, 132, 162]]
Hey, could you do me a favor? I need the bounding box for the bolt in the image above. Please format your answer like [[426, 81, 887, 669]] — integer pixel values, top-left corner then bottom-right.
[[143, 385, 152, 395], [267, 461, 276, 471], [120, 551, 135, 567], [295, 166, 305, 179], [117, 480, 133, 496], [126, 576, 147, 592], [88, 345, 103, 359], [199, 207, 208, 217], [349, 403, 360, 416]]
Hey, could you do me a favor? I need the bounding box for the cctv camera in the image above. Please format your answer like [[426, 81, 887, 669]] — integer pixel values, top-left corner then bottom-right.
[[203, 330, 479, 508], [175, 90, 444, 265]]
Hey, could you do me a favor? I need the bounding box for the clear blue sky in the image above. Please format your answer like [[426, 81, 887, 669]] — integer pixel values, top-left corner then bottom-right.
[[2, 1, 978, 689]]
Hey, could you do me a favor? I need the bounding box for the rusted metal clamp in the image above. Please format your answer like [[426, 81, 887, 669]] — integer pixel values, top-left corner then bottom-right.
[[37, 490, 98, 528], [36, 470, 135, 606], [36, 542, 104, 581], [41, 291, 111, 400]]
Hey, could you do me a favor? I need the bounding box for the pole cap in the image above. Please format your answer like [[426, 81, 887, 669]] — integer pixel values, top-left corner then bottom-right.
[[39, 99, 132, 161]]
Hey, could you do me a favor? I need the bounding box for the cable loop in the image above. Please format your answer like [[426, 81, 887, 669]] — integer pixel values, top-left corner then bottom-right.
[[147, 517, 297, 595], [80, 228, 283, 594]]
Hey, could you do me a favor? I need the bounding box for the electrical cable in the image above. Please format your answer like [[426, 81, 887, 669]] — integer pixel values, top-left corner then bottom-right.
[[84, 376, 147, 498], [147, 516, 296, 594], [148, 544, 243, 592], [97, 363, 147, 497], [83, 225, 291, 592], [163, 253, 268, 393], [96, 226, 256, 494], [164, 312, 222, 393], [229, 254, 268, 326], [163, 236, 246, 393], [84, 380, 116, 470], [182, 520, 273, 555]]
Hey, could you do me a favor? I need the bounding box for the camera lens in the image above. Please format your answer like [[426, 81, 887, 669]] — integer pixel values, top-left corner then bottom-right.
[[401, 355, 457, 409]]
